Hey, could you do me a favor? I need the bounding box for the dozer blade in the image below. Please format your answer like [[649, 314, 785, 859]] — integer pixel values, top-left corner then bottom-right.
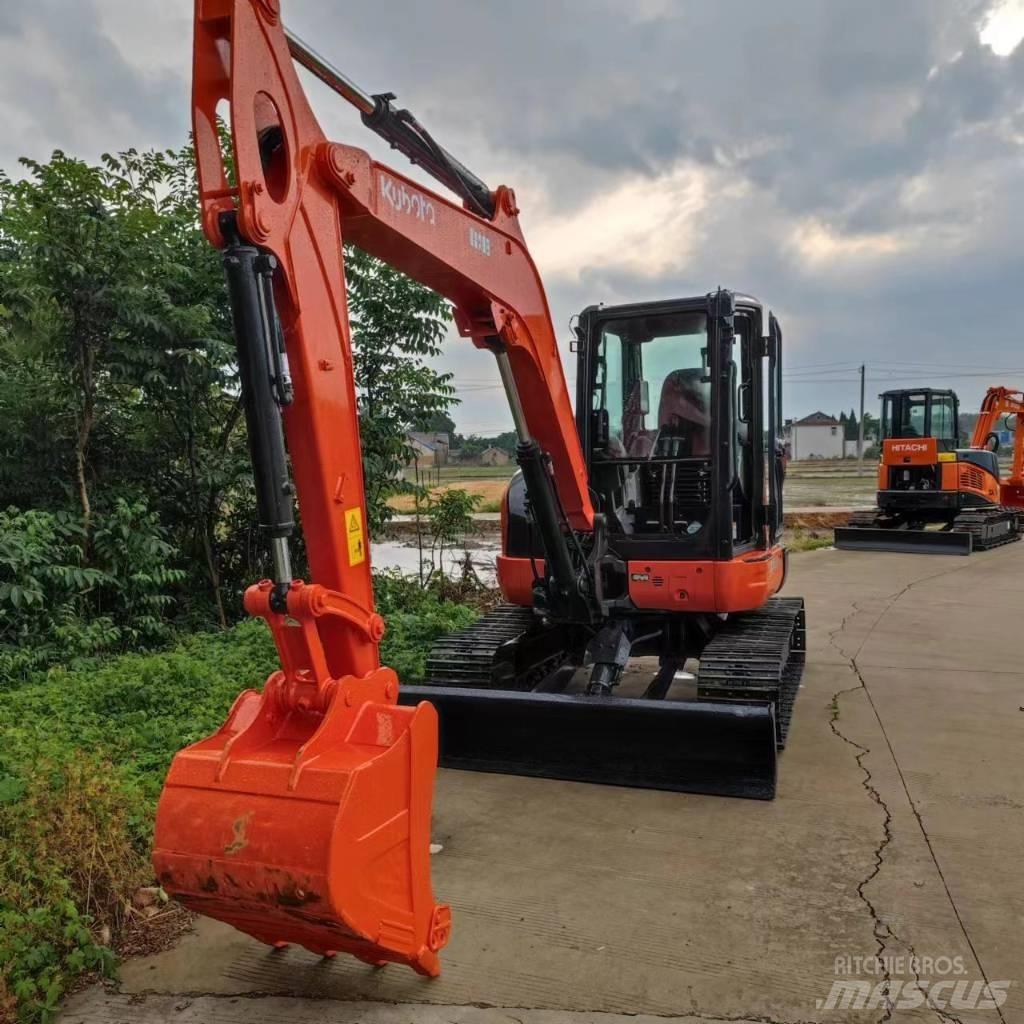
[[399, 685, 778, 800], [834, 526, 973, 555], [153, 668, 451, 977]]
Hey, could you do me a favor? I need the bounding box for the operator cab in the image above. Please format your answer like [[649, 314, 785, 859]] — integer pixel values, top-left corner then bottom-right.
[[576, 290, 784, 563], [880, 389, 959, 450]]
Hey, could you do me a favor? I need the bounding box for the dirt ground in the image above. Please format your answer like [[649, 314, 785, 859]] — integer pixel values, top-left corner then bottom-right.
[[389, 477, 510, 513], [390, 462, 879, 513], [63, 543, 1024, 1024]]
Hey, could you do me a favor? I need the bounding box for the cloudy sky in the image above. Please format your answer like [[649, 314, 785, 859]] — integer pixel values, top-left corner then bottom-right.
[[3, 0, 1024, 433]]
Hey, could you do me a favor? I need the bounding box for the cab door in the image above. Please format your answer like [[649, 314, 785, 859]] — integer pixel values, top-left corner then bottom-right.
[[764, 313, 784, 544]]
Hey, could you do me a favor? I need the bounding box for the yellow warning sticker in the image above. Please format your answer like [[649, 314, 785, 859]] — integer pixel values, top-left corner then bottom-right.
[[345, 507, 366, 566]]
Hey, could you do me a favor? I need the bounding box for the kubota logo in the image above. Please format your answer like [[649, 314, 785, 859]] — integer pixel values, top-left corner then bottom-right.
[[891, 443, 928, 453], [379, 174, 436, 225]]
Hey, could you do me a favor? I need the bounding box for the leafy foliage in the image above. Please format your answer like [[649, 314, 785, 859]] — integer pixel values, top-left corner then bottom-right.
[[0, 146, 254, 631], [0, 504, 184, 681], [346, 245, 455, 531], [413, 487, 481, 585], [0, 572, 477, 1021], [374, 572, 478, 682], [0, 141, 463, 1022], [453, 430, 518, 459], [0, 760, 136, 1023]]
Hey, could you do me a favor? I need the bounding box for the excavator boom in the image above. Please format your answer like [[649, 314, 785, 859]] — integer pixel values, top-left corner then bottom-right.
[[971, 386, 1024, 508]]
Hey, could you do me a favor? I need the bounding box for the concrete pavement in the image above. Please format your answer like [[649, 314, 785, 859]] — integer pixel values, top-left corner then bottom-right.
[[63, 543, 1024, 1024]]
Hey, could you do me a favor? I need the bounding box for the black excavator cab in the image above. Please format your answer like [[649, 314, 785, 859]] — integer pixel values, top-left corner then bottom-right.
[[881, 388, 960, 449], [574, 292, 787, 561]]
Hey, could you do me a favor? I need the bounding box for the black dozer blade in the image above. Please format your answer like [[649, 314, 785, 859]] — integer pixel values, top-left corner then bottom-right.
[[398, 686, 778, 800], [834, 525, 973, 555]]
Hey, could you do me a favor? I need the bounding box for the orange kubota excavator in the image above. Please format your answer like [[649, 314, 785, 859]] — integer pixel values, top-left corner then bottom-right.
[[154, 0, 806, 978], [972, 386, 1024, 512]]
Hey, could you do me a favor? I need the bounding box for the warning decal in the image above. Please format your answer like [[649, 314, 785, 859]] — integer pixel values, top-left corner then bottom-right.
[[345, 507, 366, 566]]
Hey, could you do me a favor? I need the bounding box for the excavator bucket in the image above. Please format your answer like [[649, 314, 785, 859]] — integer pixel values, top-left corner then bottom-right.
[[834, 525, 973, 555], [400, 686, 779, 799], [153, 651, 451, 976]]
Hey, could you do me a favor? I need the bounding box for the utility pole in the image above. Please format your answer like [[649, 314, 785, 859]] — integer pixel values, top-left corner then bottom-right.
[[857, 363, 866, 476]]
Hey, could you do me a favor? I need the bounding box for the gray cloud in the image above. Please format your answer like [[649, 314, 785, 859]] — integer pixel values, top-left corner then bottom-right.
[[3, 0, 1024, 425], [0, 0, 185, 175]]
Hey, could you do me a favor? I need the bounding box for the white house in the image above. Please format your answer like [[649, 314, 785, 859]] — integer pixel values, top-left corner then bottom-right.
[[406, 431, 450, 467], [790, 412, 843, 460]]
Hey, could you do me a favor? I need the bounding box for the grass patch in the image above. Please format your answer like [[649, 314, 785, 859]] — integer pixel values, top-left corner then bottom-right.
[[0, 575, 479, 1023], [786, 527, 834, 553]]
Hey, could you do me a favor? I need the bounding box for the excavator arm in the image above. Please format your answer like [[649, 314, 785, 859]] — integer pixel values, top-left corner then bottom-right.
[[194, 0, 592, 534], [154, 0, 597, 978], [971, 386, 1024, 502]]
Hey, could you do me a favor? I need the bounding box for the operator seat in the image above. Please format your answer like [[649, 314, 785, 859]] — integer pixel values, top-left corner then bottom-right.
[[657, 369, 711, 456]]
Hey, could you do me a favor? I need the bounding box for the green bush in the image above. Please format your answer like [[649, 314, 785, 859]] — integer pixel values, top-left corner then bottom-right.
[[0, 574, 477, 1021], [375, 570, 478, 681], [0, 501, 186, 683]]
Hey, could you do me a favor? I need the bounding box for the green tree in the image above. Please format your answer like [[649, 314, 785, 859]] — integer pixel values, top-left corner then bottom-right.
[[345, 245, 455, 532], [844, 408, 859, 442], [0, 151, 173, 539], [0, 143, 461, 653], [415, 411, 456, 436], [0, 147, 253, 635]]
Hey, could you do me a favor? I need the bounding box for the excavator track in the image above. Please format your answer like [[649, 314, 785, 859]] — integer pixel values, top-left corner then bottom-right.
[[697, 596, 806, 748], [424, 604, 570, 691], [836, 507, 973, 554], [950, 506, 1020, 550], [845, 508, 886, 529]]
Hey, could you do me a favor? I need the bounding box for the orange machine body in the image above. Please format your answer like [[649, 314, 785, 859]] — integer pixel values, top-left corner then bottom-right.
[[156, 0, 599, 976], [971, 386, 1024, 509], [497, 552, 785, 614], [878, 437, 999, 505], [879, 436, 938, 474]]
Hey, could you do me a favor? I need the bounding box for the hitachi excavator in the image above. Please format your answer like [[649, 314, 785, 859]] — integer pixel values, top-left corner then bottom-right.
[[971, 386, 1024, 513], [835, 388, 1019, 554], [153, 0, 805, 980]]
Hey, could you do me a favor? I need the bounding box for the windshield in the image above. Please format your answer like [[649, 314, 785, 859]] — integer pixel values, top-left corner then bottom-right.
[[593, 311, 709, 459], [931, 394, 956, 441], [898, 395, 927, 437]]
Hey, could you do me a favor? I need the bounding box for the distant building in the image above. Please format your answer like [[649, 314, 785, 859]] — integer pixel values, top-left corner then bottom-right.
[[790, 412, 843, 460], [478, 445, 511, 467], [407, 431, 450, 467]]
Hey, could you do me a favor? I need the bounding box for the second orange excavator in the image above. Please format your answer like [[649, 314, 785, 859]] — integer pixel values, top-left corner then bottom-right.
[[835, 388, 1019, 554], [970, 386, 1024, 513], [154, 0, 807, 979]]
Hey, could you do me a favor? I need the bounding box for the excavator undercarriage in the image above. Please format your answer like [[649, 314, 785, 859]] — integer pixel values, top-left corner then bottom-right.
[[405, 595, 806, 800], [836, 506, 1018, 555]]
